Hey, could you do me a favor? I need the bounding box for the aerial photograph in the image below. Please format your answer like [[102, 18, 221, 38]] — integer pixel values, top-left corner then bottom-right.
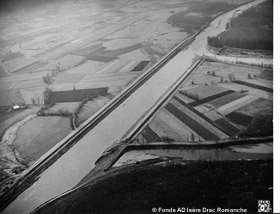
[[0, 0, 274, 213]]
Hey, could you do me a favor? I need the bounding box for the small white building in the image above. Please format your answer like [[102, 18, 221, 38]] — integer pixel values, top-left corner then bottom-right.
[[12, 105, 20, 110]]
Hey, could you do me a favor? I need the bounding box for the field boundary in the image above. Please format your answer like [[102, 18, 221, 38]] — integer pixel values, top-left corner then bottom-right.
[[204, 57, 273, 71], [174, 96, 235, 137], [233, 80, 273, 93]]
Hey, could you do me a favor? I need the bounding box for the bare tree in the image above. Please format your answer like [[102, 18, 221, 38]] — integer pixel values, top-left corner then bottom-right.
[[36, 97, 40, 105], [190, 133, 195, 142], [228, 74, 235, 82], [31, 98, 36, 105], [248, 73, 252, 79], [43, 87, 53, 104]]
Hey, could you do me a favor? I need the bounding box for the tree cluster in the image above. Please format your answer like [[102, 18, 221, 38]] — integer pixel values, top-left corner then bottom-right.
[[43, 87, 53, 104], [222, 36, 272, 50], [207, 36, 223, 48], [42, 73, 52, 85]]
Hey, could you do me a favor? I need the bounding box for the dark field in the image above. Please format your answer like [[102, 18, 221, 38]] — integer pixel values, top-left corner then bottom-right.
[[226, 112, 253, 126], [259, 69, 273, 81], [207, 92, 246, 108], [187, 90, 235, 107], [34, 159, 273, 214], [49, 88, 109, 103], [131, 61, 150, 72], [174, 96, 237, 137], [77, 43, 143, 63], [13, 61, 48, 74], [215, 118, 240, 137], [233, 80, 273, 93], [231, 0, 272, 28], [239, 114, 273, 137], [141, 126, 162, 143], [165, 103, 218, 141], [220, 0, 273, 50], [85, 55, 117, 63], [2, 52, 24, 62]]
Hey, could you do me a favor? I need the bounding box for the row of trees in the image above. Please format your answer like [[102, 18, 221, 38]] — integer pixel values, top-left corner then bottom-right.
[[43, 87, 53, 104], [42, 73, 52, 85], [42, 63, 62, 86]]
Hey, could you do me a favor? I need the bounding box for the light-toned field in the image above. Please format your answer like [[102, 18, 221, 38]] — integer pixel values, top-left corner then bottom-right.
[[39, 54, 86, 71], [221, 83, 272, 100], [0, 0, 191, 110], [181, 85, 228, 99], [160, 109, 205, 141], [174, 93, 195, 104], [2, 56, 37, 73], [1, 0, 248, 112], [149, 113, 186, 142], [0, 114, 37, 178], [76, 96, 110, 127], [103, 39, 140, 51], [186, 60, 264, 86], [0, 90, 25, 107], [188, 61, 273, 117], [204, 110, 224, 121], [12, 116, 72, 161], [43, 102, 80, 115], [170, 99, 229, 139], [216, 95, 258, 115], [20, 87, 46, 105], [119, 49, 150, 61], [64, 60, 105, 75]]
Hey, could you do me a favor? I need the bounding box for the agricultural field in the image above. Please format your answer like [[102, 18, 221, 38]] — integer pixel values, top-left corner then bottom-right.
[[133, 59, 273, 144], [0, 106, 40, 138], [219, 0, 273, 52], [0, 0, 190, 184], [12, 116, 72, 161], [76, 96, 110, 127], [0, 0, 252, 108], [43, 102, 80, 115], [0, 111, 71, 182], [0, 0, 269, 188]]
